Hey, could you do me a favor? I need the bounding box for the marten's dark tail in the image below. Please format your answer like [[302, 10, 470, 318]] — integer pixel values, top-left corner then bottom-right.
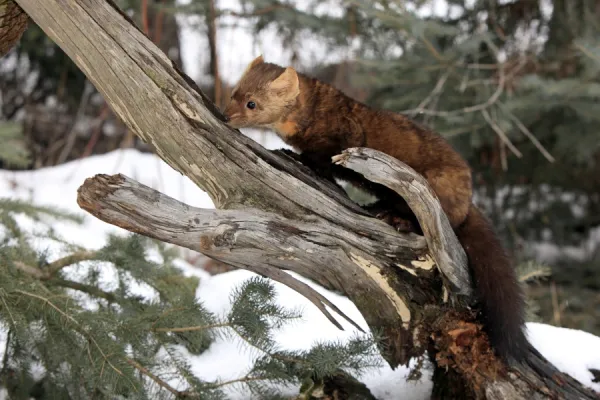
[[454, 204, 529, 362]]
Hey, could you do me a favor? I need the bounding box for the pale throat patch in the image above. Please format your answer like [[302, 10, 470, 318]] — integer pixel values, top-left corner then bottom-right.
[[272, 120, 299, 138]]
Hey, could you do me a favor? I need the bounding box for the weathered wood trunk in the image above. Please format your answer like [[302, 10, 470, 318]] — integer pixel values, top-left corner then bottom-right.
[[2, 0, 599, 398]]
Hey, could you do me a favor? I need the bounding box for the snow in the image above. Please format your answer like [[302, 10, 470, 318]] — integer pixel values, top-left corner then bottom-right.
[[527, 323, 600, 393], [2, 148, 600, 398], [189, 267, 432, 399]]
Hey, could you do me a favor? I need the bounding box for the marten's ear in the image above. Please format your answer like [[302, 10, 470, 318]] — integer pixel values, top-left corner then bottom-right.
[[268, 67, 300, 101], [249, 55, 264, 68], [240, 55, 264, 78], [232, 55, 264, 96]]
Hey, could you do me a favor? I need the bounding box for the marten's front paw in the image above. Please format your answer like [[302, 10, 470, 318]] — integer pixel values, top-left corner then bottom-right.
[[374, 210, 393, 224], [373, 210, 417, 233], [390, 217, 417, 233]]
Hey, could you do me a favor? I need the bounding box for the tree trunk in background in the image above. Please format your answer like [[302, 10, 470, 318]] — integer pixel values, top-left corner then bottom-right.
[[206, 0, 221, 108], [146, 0, 182, 68]]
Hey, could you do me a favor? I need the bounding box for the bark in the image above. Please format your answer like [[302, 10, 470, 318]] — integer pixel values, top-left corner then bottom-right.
[[0, 0, 27, 58], [4, 0, 600, 398]]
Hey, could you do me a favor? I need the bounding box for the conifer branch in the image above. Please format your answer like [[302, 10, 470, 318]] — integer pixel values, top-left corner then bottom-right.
[[45, 250, 99, 277], [420, 36, 446, 62], [498, 102, 556, 163], [126, 358, 188, 398], [52, 278, 117, 302], [519, 269, 550, 283], [481, 109, 523, 159], [219, 4, 292, 18], [14, 251, 102, 283], [573, 41, 600, 64], [404, 62, 506, 116], [154, 322, 229, 333], [408, 69, 452, 116], [223, 323, 379, 398], [0, 291, 16, 326], [14, 289, 135, 389], [13, 259, 117, 302], [13, 261, 46, 279], [228, 325, 310, 366], [517, 261, 552, 283], [208, 375, 268, 389]]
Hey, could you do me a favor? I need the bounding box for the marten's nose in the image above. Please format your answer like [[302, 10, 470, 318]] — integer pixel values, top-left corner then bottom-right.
[[223, 115, 230, 122]]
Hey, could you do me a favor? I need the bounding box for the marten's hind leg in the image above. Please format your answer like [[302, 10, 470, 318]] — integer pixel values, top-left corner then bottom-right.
[[424, 167, 472, 228]]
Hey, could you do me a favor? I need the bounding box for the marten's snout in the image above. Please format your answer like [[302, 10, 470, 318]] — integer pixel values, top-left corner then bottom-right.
[[222, 102, 235, 123], [222, 101, 245, 128]]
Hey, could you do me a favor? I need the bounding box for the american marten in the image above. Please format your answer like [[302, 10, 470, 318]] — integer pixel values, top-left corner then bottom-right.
[[222, 55, 528, 363]]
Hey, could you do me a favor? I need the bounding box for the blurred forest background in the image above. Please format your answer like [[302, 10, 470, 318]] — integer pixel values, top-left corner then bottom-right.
[[1, 0, 599, 341]]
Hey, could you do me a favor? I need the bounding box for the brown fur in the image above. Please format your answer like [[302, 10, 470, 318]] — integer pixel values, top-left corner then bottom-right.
[[223, 56, 529, 363]]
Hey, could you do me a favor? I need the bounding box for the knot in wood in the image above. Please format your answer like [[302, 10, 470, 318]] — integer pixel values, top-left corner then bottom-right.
[[200, 224, 237, 251]]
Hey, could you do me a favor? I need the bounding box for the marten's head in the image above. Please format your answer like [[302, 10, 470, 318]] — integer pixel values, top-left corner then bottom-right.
[[223, 56, 300, 129]]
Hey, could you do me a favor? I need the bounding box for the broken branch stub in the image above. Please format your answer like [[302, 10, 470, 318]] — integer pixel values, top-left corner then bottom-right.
[[333, 147, 472, 300]]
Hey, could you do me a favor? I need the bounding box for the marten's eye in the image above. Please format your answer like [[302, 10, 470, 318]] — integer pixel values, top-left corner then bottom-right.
[[246, 101, 256, 110]]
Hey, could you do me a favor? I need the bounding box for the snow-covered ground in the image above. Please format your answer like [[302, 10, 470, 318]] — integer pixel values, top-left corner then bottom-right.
[[1, 146, 600, 399]]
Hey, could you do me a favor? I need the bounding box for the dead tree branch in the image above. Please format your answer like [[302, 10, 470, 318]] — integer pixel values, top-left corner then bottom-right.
[[77, 172, 443, 364]]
